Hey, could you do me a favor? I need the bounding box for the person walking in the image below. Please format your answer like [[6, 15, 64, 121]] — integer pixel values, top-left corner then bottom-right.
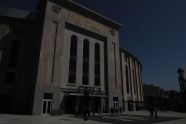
[[92, 107, 95, 117], [110, 107, 114, 116], [75, 106, 78, 117], [78, 106, 81, 117], [149, 106, 154, 117], [119, 107, 122, 113], [83, 107, 88, 121], [154, 106, 158, 118], [88, 107, 91, 117]]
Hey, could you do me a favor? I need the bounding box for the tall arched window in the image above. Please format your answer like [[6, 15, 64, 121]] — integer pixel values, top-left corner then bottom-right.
[[95, 43, 100, 61], [83, 39, 89, 59], [82, 39, 89, 85], [125, 65, 130, 93], [94, 43, 100, 86], [70, 35, 77, 56], [129, 63, 133, 96], [68, 35, 77, 84], [132, 69, 137, 94]]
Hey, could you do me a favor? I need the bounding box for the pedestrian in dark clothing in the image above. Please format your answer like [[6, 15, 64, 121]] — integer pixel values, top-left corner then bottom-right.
[[110, 107, 114, 116], [154, 107, 158, 118], [88, 107, 91, 117], [75, 106, 78, 117], [119, 107, 122, 113], [149, 106, 154, 117], [98, 107, 101, 115], [83, 107, 88, 121], [78, 106, 81, 117], [92, 107, 95, 117]]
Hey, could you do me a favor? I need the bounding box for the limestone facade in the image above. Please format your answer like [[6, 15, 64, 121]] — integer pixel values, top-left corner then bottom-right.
[[0, 0, 143, 115]]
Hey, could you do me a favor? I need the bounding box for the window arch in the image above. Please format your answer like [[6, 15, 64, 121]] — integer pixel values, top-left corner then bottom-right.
[[70, 35, 77, 56], [68, 35, 78, 84]]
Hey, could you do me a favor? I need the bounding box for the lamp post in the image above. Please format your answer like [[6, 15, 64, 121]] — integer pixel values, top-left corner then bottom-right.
[[177, 67, 186, 112], [177, 67, 185, 92]]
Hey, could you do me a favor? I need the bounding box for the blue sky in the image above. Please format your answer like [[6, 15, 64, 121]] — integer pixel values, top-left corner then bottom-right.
[[1, 0, 185, 91]]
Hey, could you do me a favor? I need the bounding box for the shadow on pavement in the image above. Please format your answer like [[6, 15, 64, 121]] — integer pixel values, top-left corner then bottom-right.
[[72, 115, 183, 124]]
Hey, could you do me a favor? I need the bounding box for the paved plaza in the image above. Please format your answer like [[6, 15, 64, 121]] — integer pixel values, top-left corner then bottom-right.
[[0, 111, 186, 124]]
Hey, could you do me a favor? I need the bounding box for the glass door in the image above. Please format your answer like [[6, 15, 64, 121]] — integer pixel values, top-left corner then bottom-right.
[[42, 99, 52, 114]]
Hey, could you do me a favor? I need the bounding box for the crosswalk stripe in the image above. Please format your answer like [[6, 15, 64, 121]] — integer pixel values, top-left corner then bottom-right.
[[119, 116, 149, 120], [138, 118, 149, 120], [118, 118, 134, 122], [101, 116, 134, 122], [102, 115, 151, 122]]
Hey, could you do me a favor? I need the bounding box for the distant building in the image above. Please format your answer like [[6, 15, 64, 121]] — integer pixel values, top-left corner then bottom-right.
[[0, 0, 143, 115], [143, 84, 181, 111], [143, 84, 161, 97]]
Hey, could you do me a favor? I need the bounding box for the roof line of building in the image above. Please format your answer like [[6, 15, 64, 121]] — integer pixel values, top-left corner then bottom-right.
[[0, 7, 39, 22], [47, 0, 122, 30], [120, 48, 142, 68], [0, 7, 30, 19], [68, 0, 122, 27]]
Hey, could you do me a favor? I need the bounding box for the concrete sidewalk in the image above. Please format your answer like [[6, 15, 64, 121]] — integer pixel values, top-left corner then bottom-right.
[[122, 111, 186, 124], [154, 118, 186, 124], [97, 111, 186, 124], [0, 114, 111, 124], [122, 110, 186, 118], [0, 111, 186, 124]]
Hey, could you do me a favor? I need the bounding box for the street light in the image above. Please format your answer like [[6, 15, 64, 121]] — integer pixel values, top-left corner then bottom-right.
[[177, 67, 185, 91], [177, 67, 186, 112]]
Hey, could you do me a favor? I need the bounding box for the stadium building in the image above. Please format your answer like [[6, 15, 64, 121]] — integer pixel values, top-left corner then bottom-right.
[[0, 0, 143, 115]]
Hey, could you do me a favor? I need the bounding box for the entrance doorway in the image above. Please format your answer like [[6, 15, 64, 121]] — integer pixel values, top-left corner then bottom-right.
[[42, 93, 53, 114], [113, 97, 119, 112], [42, 99, 52, 114], [136, 102, 139, 111], [128, 100, 133, 111], [64, 95, 101, 114]]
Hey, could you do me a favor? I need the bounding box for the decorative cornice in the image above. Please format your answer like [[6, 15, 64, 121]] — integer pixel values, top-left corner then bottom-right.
[[47, 0, 122, 30], [51, 5, 61, 14]]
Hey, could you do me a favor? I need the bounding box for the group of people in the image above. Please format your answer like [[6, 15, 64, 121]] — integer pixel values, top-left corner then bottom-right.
[[149, 106, 158, 118], [74, 106, 97, 120], [110, 107, 122, 115], [75, 105, 159, 120]]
